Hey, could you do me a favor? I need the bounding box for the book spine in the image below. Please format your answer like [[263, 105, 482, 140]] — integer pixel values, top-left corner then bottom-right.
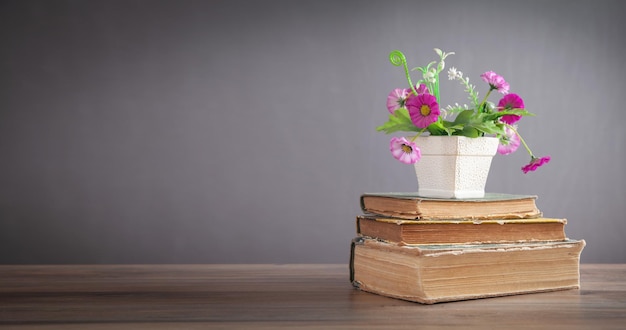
[[349, 237, 365, 286], [358, 195, 367, 214]]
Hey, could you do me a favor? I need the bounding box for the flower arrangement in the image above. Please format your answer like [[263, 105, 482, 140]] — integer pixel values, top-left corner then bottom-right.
[[378, 48, 550, 173]]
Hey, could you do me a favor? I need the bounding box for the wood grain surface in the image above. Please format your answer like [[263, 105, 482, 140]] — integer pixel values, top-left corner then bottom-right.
[[1, 264, 625, 329]]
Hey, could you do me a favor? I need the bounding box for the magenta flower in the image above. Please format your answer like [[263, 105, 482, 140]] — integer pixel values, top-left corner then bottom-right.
[[386, 88, 409, 113], [406, 93, 440, 128], [481, 71, 510, 94], [522, 156, 551, 174], [497, 126, 520, 155], [390, 137, 421, 164], [497, 93, 525, 124], [414, 83, 429, 95]]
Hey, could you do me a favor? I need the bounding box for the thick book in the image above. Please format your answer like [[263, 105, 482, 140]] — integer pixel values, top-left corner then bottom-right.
[[356, 215, 567, 245], [350, 237, 585, 304], [360, 192, 541, 220]]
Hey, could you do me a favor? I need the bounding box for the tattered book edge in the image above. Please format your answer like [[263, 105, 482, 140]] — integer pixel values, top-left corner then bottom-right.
[[359, 193, 540, 220], [361, 211, 544, 221], [361, 192, 538, 201], [356, 237, 586, 257], [357, 214, 565, 225]]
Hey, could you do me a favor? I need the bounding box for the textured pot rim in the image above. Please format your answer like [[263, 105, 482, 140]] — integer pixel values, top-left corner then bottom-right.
[[411, 135, 499, 156], [411, 135, 499, 141]]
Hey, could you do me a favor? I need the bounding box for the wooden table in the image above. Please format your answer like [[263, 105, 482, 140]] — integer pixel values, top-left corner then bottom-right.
[[1, 264, 625, 329]]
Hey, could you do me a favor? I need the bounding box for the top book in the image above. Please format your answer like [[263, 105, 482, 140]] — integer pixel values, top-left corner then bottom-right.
[[360, 193, 541, 220]]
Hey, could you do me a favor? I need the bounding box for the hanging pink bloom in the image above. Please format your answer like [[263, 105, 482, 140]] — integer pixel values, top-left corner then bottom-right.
[[497, 93, 525, 124], [497, 126, 520, 155], [522, 156, 551, 173], [390, 137, 421, 164], [481, 71, 510, 94], [386, 88, 409, 113], [405, 93, 440, 128]]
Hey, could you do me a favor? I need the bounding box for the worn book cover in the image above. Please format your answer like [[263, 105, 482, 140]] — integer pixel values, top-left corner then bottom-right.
[[356, 215, 567, 245], [360, 192, 541, 220], [350, 237, 585, 304]]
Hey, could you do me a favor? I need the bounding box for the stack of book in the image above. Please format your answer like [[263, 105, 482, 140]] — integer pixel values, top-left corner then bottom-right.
[[350, 192, 585, 304]]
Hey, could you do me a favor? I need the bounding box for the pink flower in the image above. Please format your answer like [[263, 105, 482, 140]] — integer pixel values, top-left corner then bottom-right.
[[497, 126, 520, 155], [497, 93, 525, 124], [414, 83, 429, 95], [405, 93, 440, 128], [386, 88, 409, 113], [481, 71, 510, 94], [390, 137, 421, 164], [522, 156, 551, 174]]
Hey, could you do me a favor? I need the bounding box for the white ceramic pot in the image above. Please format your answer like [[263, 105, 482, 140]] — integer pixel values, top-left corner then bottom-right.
[[412, 136, 499, 199]]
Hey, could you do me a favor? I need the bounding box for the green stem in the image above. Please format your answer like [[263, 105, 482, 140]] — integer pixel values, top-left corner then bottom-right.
[[434, 77, 440, 104], [389, 50, 418, 96], [478, 88, 493, 113], [505, 124, 534, 158], [410, 127, 429, 142]]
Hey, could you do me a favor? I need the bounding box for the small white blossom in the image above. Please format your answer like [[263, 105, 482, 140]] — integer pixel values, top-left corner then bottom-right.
[[448, 67, 462, 80]]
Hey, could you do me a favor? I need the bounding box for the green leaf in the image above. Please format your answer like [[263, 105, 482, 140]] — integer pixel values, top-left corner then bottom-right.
[[426, 121, 450, 136], [457, 126, 480, 137], [375, 108, 421, 134], [484, 109, 535, 121], [471, 121, 501, 135], [453, 110, 475, 124], [441, 120, 463, 131]]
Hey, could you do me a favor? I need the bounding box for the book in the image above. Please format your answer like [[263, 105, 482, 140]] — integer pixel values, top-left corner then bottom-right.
[[360, 192, 541, 220], [356, 215, 567, 245], [350, 237, 585, 304]]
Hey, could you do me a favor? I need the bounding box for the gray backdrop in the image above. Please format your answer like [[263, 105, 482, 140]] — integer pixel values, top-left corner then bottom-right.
[[1, 0, 625, 264]]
